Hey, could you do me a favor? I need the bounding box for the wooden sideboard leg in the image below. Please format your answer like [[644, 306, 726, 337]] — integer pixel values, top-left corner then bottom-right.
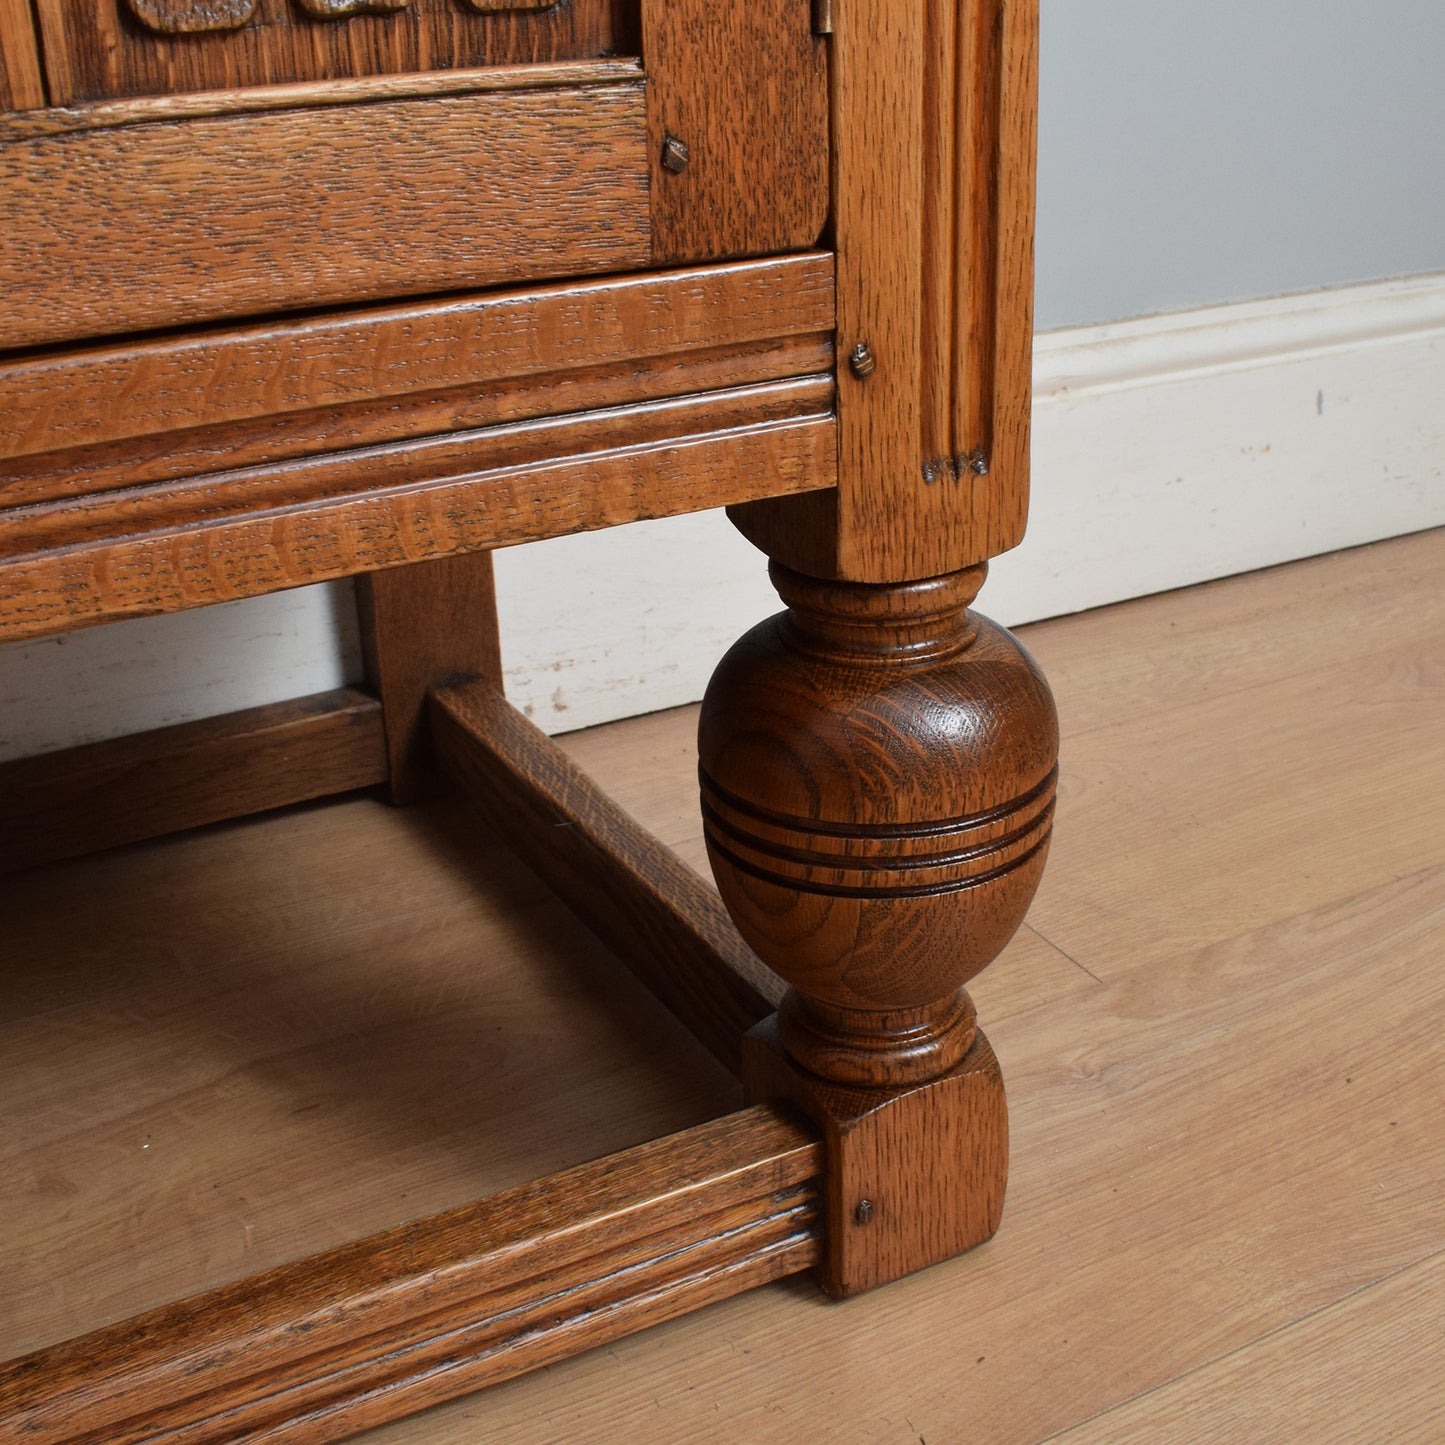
[[357, 552, 503, 803], [700, 560, 1058, 1296]]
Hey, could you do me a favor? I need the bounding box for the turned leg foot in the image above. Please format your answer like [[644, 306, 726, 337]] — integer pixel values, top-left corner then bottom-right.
[[700, 562, 1058, 1296]]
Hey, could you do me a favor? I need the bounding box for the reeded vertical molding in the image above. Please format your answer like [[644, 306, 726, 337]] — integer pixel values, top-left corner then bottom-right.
[[932, 0, 1037, 497], [733, 0, 1038, 584], [840, 0, 1038, 581]]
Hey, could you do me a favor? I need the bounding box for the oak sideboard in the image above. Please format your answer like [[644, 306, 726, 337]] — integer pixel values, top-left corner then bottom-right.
[[0, 0, 1057, 1438]]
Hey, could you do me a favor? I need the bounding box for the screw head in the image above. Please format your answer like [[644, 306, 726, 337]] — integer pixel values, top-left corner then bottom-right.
[[848, 342, 877, 379], [661, 134, 690, 174], [854, 1198, 876, 1225]]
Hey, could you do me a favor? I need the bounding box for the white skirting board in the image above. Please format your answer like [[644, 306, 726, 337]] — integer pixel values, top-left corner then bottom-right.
[[2, 273, 1442, 760], [504, 271, 1445, 730]]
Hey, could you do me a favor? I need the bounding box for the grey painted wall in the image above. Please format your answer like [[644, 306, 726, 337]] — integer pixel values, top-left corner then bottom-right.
[[1035, 0, 1445, 329]]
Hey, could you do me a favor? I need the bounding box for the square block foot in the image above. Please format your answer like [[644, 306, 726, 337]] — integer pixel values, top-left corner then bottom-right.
[[743, 1016, 1007, 1298]]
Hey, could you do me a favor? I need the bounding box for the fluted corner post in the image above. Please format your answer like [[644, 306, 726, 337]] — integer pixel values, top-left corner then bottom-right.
[[699, 564, 1056, 1296]]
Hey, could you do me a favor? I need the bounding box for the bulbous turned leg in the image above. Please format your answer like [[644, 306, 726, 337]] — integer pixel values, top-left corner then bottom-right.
[[699, 562, 1058, 1296]]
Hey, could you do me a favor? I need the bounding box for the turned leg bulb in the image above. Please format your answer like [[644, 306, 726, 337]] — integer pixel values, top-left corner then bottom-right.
[[699, 562, 1058, 1089]]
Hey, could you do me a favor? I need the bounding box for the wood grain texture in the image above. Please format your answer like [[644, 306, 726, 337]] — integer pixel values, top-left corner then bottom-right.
[[643, 0, 828, 264], [0, 688, 387, 873], [126, 0, 258, 38], [0, 253, 835, 468], [729, 0, 1038, 582], [0, 404, 836, 643], [430, 681, 784, 1075], [2, 337, 835, 510], [0, 83, 650, 350], [0, 794, 746, 1360], [288, 0, 414, 25], [1021, 541, 1445, 980], [0, 0, 45, 110], [700, 564, 1058, 1087], [357, 553, 503, 802], [0, 1107, 821, 1445], [3, 380, 831, 557], [338, 532, 1445, 1444], [556, 702, 1092, 1029], [746, 1016, 1006, 1298], [1052, 1251, 1445, 1443], [31, 0, 634, 106], [7, 537, 1442, 1442], [701, 560, 1051, 1293], [0, 59, 642, 141]]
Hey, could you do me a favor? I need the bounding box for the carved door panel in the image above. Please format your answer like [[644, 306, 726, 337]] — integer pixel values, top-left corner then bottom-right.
[[29, 0, 637, 105]]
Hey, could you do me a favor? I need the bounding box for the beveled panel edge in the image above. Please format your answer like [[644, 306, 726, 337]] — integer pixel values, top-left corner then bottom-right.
[[0, 57, 643, 142]]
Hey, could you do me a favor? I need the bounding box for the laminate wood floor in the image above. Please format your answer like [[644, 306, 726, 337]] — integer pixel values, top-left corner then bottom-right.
[[4, 528, 1443, 1442]]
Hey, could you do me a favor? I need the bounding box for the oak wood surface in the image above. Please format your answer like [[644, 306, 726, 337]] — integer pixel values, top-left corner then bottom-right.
[[1, 1108, 819, 1445], [0, 0, 43, 110], [345, 530, 1442, 1440], [729, 0, 1038, 582], [746, 1017, 1008, 1298], [0, 59, 643, 141], [0, 82, 650, 350], [0, 795, 745, 1361], [1052, 1251, 1445, 1443], [0, 407, 836, 643], [0, 255, 835, 467], [31, 0, 634, 106], [700, 565, 1057, 1090], [643, 0, 828, 265], [0, 688, 386, 873], [357, 554, 504, 802], [4, 536, 1440, 1439], [557, 702, 1091, 1031], [430, 681, 783, 1075], [3, 380, 832, 559], [700, 563, 1053, 1292], [2, 337, 834, 512]]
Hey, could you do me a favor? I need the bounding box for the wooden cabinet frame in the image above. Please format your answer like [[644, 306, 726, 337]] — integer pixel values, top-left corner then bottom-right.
[[0, 1, 1051, 1438]]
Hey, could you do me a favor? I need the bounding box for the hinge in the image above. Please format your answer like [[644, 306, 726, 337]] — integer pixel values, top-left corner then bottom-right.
[[812, 0, 833, 36]]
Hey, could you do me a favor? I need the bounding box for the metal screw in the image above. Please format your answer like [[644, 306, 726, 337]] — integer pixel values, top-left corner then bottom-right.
[[661, 134, 690, 174], [854, 1198, 876, 1225], [964, 448, 990, 477], [848, 342, 877, 379]]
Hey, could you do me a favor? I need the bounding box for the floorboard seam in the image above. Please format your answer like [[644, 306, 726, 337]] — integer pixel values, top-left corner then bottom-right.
[[1029, 1244, 1445, 1443]]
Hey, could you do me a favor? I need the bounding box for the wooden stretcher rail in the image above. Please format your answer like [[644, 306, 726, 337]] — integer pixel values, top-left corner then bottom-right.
[[0, 688, 387, 874], [0, 1107, 822, 1445], [0, 413, 837, 642], [430, 680, 785, 1076], [4, 380, 835, 558]]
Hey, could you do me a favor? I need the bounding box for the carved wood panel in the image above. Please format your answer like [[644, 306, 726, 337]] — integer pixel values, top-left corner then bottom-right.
[[31, 0, 636, 106]]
